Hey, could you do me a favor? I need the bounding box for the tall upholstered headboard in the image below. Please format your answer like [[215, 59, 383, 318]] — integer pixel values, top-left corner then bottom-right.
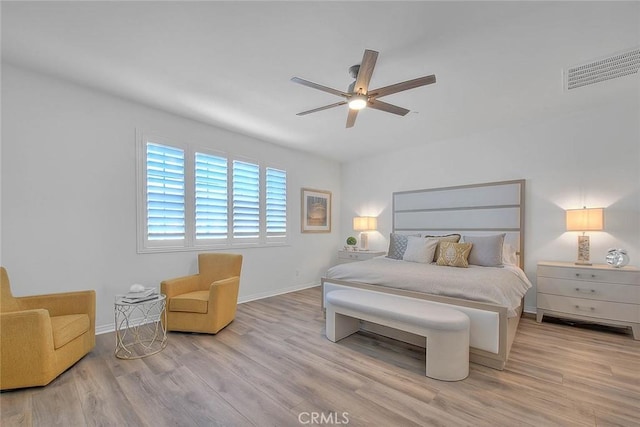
[[392, 179, 526, 269]]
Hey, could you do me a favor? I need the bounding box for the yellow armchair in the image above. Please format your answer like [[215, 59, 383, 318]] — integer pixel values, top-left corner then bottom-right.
[[0, 267, 95, 390], [161, 253, 242, 334]]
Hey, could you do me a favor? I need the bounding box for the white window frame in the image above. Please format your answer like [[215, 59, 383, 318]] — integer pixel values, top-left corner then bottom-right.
[[136, 131, 288, 253]]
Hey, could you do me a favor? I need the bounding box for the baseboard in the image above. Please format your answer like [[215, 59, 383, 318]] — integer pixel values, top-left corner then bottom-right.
[[523, 305, 537, 314], [96, 324, 116, 335], [96, 281, 320, 335], [238, 281, 319, 304]]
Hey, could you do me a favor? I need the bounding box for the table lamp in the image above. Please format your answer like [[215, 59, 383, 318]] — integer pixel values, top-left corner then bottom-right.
[[566, 207, 604, 265], [353, 216, 377, 250]]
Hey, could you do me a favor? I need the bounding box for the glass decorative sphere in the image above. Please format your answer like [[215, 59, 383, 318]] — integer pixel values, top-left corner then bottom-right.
[[605, 248, 629, 268]]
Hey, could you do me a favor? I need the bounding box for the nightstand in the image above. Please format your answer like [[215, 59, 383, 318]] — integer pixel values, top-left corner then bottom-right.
[[337, 250, 386, 264], [536, 261, 639, 340]]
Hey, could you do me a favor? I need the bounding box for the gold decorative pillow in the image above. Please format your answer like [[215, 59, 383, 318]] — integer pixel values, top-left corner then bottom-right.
[[436, 242, 473, 267]]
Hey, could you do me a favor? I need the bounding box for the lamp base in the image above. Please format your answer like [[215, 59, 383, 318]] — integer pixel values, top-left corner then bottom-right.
[[359, 232, 369, 251], [576, 235, 591, 265]]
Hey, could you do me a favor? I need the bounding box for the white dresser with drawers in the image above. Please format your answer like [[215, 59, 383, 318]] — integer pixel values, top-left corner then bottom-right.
[[536, 261, 639, 340]]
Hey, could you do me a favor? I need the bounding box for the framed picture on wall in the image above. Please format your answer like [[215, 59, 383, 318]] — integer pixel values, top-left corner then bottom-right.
[[301, 188, 331, 233]]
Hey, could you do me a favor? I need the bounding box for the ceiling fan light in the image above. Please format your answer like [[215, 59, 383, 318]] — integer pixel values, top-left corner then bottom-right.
[[348, 95, 367, 110]]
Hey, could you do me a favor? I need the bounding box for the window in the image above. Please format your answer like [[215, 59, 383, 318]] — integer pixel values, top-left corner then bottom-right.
[[145, 142, 185, 242], [232, 160, 260, 239], [138, 135, 287, 252], [195, 152, 228, 240], [266, 167, 287, 237]]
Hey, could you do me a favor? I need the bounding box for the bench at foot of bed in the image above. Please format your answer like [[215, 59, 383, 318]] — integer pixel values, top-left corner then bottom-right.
[[325, 289, 470, 381]]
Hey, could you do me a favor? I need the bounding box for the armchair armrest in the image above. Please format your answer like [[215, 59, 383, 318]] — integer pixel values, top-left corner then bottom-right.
[[0, 309, 56, 376], [209, 276, 240, 303], [161, 274, 200, 299]]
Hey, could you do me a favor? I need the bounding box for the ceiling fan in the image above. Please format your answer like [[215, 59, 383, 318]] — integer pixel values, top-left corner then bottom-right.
[[291, 49, 436, 128]]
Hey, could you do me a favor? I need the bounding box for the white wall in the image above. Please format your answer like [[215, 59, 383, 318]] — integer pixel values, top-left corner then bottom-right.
[[1, 64, 341, 332], [340, 99, 640, 313], [3, 63, 638, 326]]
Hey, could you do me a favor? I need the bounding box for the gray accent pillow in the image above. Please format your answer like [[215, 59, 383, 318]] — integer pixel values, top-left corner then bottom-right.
[[386, 233, 410, 259], [463, 234, 506, 267]]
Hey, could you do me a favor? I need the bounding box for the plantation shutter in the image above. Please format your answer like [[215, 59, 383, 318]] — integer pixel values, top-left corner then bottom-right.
[[232, 160, 260, 238], [146, 142, 185, 241], [266, 168, 287, 236], [195, 152, 228, 239]]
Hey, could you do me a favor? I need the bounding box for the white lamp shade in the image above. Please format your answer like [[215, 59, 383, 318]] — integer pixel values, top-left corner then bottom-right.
[[566, 208, 604, 231], [353, 216, 377, 231]]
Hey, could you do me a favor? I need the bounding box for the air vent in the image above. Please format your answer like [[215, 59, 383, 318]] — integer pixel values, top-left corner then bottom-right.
[[565, 47, 640, 90]]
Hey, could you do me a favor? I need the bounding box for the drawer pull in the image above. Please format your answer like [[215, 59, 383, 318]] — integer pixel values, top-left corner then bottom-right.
[[574, 288, 596, 293], [574, 273, 597, 279], [574, 305, 595, 312]]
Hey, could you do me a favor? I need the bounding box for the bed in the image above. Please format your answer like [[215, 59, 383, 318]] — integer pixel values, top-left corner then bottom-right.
[[321, 179, 530, 370]]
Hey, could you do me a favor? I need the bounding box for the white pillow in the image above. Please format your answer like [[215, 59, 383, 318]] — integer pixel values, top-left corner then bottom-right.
[[502, 243, 518, 265], [403, 237, 439, 263]]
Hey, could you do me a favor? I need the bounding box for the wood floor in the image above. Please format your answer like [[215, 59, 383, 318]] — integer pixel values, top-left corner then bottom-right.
[[2, 286, 639, 426]]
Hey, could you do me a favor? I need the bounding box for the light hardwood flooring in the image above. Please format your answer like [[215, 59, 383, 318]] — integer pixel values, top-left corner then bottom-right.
[[2, 286, 639, 426]]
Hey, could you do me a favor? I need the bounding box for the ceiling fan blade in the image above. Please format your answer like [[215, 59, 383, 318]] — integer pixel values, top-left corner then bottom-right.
[[353, 49, 379, 94], [369, 74, 436, 98], [367, 99, 410, 116], [346, 109, 358, 128], [296, 101, 347, 116], [291, 77, 348, 98]]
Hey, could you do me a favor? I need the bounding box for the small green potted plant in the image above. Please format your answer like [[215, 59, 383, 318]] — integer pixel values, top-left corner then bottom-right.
[[346, 236, 357, 251]]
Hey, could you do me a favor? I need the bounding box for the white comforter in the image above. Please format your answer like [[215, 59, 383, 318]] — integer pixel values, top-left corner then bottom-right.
[[325, 257, 532, 317]]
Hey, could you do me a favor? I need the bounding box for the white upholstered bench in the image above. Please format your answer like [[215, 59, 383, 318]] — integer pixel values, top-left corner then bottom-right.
[[325, 289, 470, 381]]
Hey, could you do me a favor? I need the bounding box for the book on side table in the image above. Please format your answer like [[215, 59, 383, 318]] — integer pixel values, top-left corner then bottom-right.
[[120, 288, 158, 304]]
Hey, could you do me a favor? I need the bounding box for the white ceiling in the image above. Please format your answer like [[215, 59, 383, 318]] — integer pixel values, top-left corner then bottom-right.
[[2, 1, 639, 162]]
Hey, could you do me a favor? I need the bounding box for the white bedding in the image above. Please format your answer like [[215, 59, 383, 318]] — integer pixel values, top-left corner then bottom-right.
[[325, 257, 532, 317]]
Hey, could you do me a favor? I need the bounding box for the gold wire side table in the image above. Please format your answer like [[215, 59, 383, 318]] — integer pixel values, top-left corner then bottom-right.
[[114, 294, 167, 359]]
